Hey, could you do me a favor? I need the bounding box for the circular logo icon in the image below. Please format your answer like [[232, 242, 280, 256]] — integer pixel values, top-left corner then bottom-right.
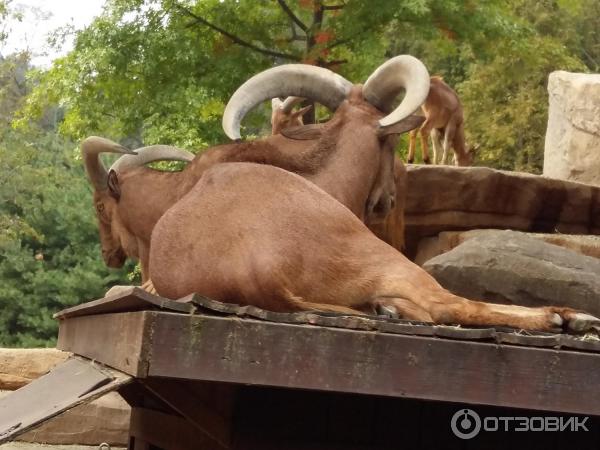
[[451, 409, 481, 439]]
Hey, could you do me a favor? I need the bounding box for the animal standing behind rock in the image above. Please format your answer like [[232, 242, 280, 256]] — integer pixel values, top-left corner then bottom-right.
[[83, 55, 430, 282], [408, 76, 475, 166], [270, 96, 312, 135]]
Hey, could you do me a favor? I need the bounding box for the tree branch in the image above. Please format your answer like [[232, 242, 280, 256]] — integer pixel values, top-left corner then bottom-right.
[[277, 0, 308, 32], [322, 59, 347, 67], [176, 4, 301, 62], [322, 4, 345, 10], [325, 26, 370, 50], [307, 1, 325, 50]]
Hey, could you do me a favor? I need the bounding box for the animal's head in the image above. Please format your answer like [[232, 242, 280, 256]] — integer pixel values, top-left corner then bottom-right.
[[271, 96, 313, 135], [223, 55, 430, 221], [454, 143, 479, 166], [82, 136, 194, 267]]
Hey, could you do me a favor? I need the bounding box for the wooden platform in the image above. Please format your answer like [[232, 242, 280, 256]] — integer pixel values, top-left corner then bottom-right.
[[52, 288, 600, 449]]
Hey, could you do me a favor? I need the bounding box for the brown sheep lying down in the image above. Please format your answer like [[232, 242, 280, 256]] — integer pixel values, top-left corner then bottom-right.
[[149, 162, 600, 333]]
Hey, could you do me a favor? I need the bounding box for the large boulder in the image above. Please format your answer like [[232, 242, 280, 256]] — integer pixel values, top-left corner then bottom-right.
[[0, 349, 130, 446], [544, 71, 600, 187], [414, 229, 600, 265], [422, 230, 600, 316], [403, 165, 600, 257], [0, 349, 69, 390], [18, 391, 129, 446]]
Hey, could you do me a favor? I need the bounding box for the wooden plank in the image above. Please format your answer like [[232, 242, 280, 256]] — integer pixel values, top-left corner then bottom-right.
[[54, 287, 193, 319], [0, 357, 131, 444], [141, 378, 233, 449], [129, 407, 228, 450], [144, 312, 600, 416], [57, 311, 151, 377]]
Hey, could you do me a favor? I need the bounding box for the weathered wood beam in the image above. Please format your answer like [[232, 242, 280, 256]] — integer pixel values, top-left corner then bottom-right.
[[145, 312, 600, 416], [57, 311, 151, 377]]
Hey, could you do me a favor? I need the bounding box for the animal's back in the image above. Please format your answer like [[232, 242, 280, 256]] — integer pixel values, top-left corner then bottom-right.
[[149, 162, 395, 310], [423, 77, 461, 127]]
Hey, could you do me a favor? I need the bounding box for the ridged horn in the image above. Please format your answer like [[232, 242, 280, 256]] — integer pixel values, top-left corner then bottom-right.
[[109, 145, 195, 174], [81, 136, 136, 190], [362, 55, 430, 128], [223, 65, 352, 140]]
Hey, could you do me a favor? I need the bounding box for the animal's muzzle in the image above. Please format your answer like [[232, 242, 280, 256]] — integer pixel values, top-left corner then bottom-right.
[[367, 194, 395, 220], [103, 247, 127, 268]]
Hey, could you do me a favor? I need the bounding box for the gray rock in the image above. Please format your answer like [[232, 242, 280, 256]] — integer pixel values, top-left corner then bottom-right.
[[423, 230, 600, 315], [544, 71, 600, 187], [414, 229, 600, 266]]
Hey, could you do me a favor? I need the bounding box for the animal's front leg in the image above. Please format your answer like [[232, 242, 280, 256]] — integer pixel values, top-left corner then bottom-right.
[[441, 123, 456, 165], [430, 129, 442, 165], [141, 278, 157, 295]]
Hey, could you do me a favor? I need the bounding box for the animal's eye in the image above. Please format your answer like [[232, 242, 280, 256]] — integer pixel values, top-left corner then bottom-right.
[[96, 203, 110, 224]]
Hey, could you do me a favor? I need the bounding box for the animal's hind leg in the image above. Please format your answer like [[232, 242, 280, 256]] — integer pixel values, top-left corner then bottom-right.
[[407, 130, 417, 164], [418, 120, 433, 164], [281, 288, 366, 315], [374, 297, 433, 322], [422, 292, 600, 332]]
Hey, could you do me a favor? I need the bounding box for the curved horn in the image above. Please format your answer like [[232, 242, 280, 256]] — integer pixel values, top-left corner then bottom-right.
[[280, 96, 305, 113], [362, 55, 430, 128], [223, 65, 352, 140], [109, 145, 195, 174], [81, 136, 136, 190]]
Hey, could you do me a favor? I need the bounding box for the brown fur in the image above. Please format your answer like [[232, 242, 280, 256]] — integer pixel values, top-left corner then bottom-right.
[[150, 162, 599, 332], [408, 76, 474, 166], [90, 86, 411, 280], [271, 99, 406, 250]]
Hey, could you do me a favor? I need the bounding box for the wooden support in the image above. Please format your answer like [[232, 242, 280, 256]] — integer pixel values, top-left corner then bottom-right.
[[129, 407, 222, 450], [57, 311, 151, 377], [56, 310, 600, 416], [141, 378, 234, 449]]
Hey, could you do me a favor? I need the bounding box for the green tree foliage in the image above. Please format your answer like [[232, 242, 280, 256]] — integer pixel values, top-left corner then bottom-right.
[[18, 0, 515, 147], [0, 54, 131, 347], [19, 0, 599, 171]]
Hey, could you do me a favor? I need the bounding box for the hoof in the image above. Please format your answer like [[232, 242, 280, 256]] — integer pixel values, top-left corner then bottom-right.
[[407, 158, 414, 164], [565, 312, 600, 333], [548, 308, 600, 333], [376, 303, 398, 319], [423, 158, 431, 164], [141, 279, 158, 295]]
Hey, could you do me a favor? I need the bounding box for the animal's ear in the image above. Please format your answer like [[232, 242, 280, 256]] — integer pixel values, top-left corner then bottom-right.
[[271, 98, 283, 110], [281, 123, 324, 140], [107, 170, 121, 201], [292, 105, 313, 118], [377, 115, 425, 138]]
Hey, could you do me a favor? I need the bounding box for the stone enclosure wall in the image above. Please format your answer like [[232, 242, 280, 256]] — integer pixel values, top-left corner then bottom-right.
[[544, 71, 600, 187]]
